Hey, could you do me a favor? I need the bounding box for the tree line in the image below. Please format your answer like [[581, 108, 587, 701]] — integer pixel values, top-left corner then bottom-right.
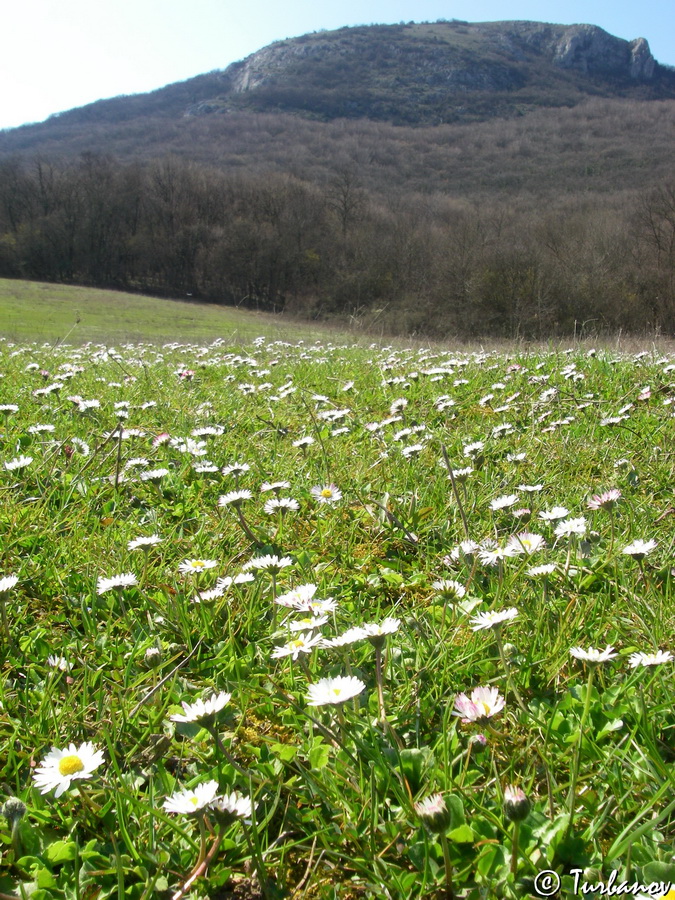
[[0, 152, 673, 338]]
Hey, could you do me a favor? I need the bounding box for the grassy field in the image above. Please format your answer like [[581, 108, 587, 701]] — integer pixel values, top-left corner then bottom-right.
[[0, 309, 674, 898], [0, 279, 333, 345]]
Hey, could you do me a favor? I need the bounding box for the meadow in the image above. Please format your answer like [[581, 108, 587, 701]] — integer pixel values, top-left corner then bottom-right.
[[0, 318, 674, 898]]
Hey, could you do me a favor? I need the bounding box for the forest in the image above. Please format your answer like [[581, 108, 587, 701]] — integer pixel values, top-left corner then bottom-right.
[[1, 98, 674, 338]]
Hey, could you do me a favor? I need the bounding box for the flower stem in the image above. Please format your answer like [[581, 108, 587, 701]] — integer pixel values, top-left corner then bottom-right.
[[566, 666, 595, 838], [439, 832, 455, 899]]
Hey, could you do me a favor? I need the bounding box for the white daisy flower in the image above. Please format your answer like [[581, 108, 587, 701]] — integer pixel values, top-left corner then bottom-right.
[[275, 584, 318, 608], [569, 645, 617, 664], [4, 455, 33, 472], [170, 692, 231, 724], [221, 463, 251, 477], [210, 791, 252, 821], [264, 497, 300, 514], [453, 686, 505, 723], [271, 631, 323, 660], [47, 655, 72, 671], [97, 573, 137, 594], [506, 532, 546, 555], [470, 607, 519, 631], [622, 539, 657, 559], [432, 579, 467, 600], [218, 490, 253, 507], [306, 676, 366, 707], [489, 494, 519, 511], [260, 481, 291, 494], [527, 563, 557, 577], [140, 468, 170, 482], [311, 484, 343, 504], [163, 780, 219, 815], [242, 554, 294, 573], [33, 742, 105, 797], [0, 574, 19, 594], [128, 535, 162, 551], [539, 506, 569, 521], [178, 559, 218, 575], [628, 650, 673, 668], [554, 517, 587, 538]]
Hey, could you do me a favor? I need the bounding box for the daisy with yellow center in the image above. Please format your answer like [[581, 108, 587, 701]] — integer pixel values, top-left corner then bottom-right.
[[178, 559, 217, 575], [311, 484, 343, 505], [33, 742, 105, 797]]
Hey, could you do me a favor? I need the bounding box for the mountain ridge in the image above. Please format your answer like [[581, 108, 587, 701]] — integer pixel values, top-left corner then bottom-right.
[[2, 18, 674, 147]]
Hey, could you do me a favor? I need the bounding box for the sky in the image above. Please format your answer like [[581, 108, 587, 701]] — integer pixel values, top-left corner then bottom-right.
[[3, 0, 674, 130]]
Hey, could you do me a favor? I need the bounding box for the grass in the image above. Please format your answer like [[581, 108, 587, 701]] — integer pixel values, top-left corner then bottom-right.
[[0, 279, 337, 345], [0, 331, 674, 899]]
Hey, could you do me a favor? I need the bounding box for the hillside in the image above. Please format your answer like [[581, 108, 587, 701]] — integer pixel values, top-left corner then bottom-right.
[[0, 21, 674, 339], [1, 19, 674, 155]]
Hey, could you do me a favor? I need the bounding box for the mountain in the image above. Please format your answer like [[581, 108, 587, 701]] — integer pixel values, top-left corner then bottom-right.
[[0, 21, 674, 340], [1, 19, 674, 155]]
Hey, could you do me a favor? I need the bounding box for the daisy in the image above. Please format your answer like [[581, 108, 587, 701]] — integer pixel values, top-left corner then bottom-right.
[[539, 507, 569, 522], [554, 517, 587, 538], [163, 780, 219, 815], [622, 539, 657, 559], [275, 584, 318, 608], [97, 573, 137, 595], [271, 631, 323, 660], [453, 686, 505, 723], [221, 463, 251, 477], [527, 563, 557, 577], [323, 626, 369, 648], [306, 676, 366, 707], [242, 554, 293, 574], [178, 559, 218, 575], [4, 455, 33, 472], [432, 579, 467, 601], [128, 535, 163, 551], [292, 436, 315, 448], [140, 468, 170, 482], [210, 791, 253, 822], [569, 645, 617, 664], [414, 793, 452, 833], [264, 497, 300, 515], [361, 618, 400, 642], [215, 573, 256, 590], [260, 480, 291, 494], [506, 533, 546, 555], [288, 615, 329, 632], [33, 742, 105, 797], [47, 655, 72, 671], [311, 484, 343, 504], [477, 543, 518, 566], [628, 650, 673, 668], [218, 490, 253, 508], [0, 574, 19, 594], [587, 489, 621, 510], [170, 692, 231, 725], [470, 608, 519, 632]]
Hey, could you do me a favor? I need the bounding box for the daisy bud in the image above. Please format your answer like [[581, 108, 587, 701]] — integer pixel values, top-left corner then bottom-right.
[[414, 793, 452, 834], [144, 646, 162, 668], [503, 785, 530, 822], [2, 797, 26, 826]]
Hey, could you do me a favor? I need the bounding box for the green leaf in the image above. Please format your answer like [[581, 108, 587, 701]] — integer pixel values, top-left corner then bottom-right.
[[308, 741, 330, 770], [270, 741, 297, 762], [642, 861, 675, 884], [46, 839, 78, 863], [448, 823, 474, 843]]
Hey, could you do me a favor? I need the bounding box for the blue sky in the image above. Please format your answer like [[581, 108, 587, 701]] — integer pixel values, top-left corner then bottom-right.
[[2, 0, 674, 130]]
